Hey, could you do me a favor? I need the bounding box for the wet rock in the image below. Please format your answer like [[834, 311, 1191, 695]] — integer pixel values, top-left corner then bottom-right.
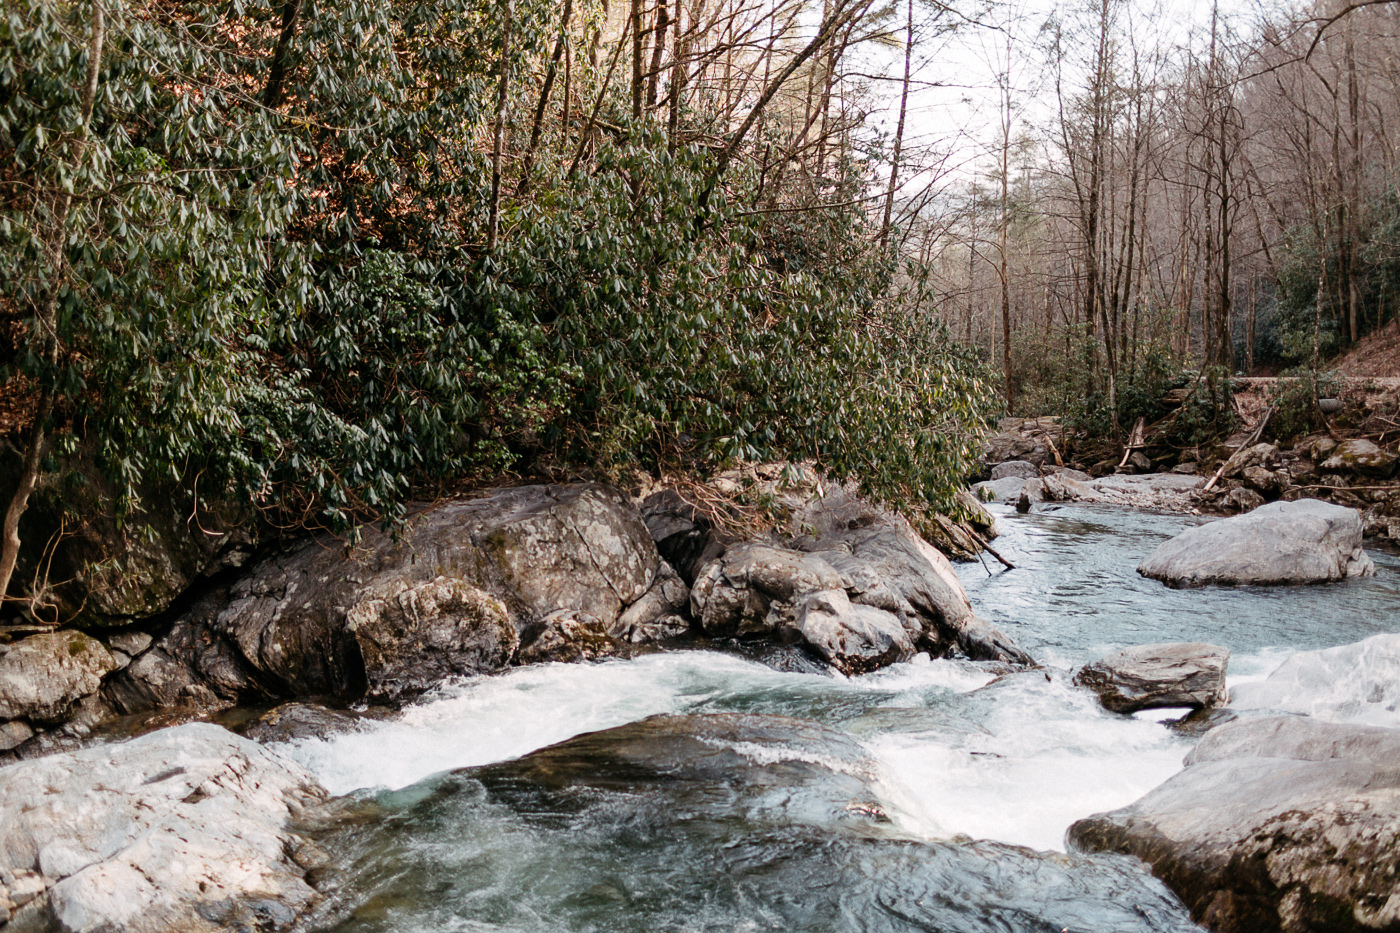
[[239, 702, 381, 744], [109, 483, 676, 709], [1069, 715, 1400, 933], [788, 589, 914, 675], [0, 722, 325, 932], [1073, 643, 1229, 713], [0, 631, 119, 727], [516, 609, 629, 664], [1138, 499, 1375, 587], [990, 460, 1039, 481], [1171, 462, 1199, 475], [1322, 438, 1398, 478], [1229, 634, 1400, 727], [345, 576, 518, 701]]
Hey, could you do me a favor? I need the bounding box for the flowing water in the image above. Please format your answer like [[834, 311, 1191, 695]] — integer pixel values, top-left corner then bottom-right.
[[285, 503, 1400, 933]]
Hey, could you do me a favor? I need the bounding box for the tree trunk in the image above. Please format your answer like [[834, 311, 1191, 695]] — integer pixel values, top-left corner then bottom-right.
[[1, 0, 105, 611]]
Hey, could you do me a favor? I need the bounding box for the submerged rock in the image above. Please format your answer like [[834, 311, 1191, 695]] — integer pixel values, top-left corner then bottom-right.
[[0, 723, 325, 932], [1069, 715, 1400, 933], [1074, 643, 1229, 713], [1138, 499, 1375, 587], [306, 710, 1201, 933]]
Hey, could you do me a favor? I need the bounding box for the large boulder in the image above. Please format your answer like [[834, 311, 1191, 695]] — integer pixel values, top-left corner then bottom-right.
[[990, 460, 1039, 481], [1069, 715, 1400, 933], [1073, 643, 1229, 713], [0, 723, 326, 931], [1138, 499, 1375, 587], [106, 483, 686, 711]]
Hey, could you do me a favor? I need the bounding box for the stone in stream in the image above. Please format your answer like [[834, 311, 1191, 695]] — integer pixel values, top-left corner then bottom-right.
[[1069, 714, 1400, 933], [1073, 643, 1229, 714], [990, 459, 1039, 481], [0, 722, 326, 932], [1137, 499, 1375, 587]]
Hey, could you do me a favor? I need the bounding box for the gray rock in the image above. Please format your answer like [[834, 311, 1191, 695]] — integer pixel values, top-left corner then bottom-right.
[[516, 609, 629, 664], [690, 544, 845, 637], [639, 489, 728, 585], [0, 720, 36, 751], [0, 632, 119, 726], [1322, 438, 1398, 478], [971, 476, 1029, 502], [1240, 466, 1287, 496], [1069, 715, 1400, 933], [1221, 487, 1266, 512], [239, 702, 382, 744], [104, 631, 153, 657], [983, 433, 1048, 466], [788, 589, 915, 675], [613, 559, 692, 642], [990, 460, 1039, 481], [1073, 643, 1229, 713], [0, 722, 325, 932], [345, 576, 518, 701], [1219, 442, 1280, 479], [1138, 499, 1375, 587], [108, 483, 678, 709]]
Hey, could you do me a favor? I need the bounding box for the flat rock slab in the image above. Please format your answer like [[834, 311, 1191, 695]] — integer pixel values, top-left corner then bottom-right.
[[1074, 642, 1229, 713], [0, 722, 326, 932], [1069, 715, 1400, 933], [1138, 499, 1375, 587]]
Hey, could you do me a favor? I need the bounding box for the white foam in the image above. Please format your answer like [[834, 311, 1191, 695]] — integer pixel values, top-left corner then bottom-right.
[[1229, 634, 1400, 727], [864, 674, 1188, 852], [283, 651, 1188, 853]]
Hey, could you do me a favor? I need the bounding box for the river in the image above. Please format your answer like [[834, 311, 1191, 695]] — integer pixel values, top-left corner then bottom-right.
[[279, 503, 1400, 933]]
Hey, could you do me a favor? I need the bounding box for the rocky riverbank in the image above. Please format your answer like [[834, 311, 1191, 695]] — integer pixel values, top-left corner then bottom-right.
[[0, 466, 1028, 766]]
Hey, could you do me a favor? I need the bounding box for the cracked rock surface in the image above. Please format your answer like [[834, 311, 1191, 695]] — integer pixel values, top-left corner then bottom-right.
[[0, 722, 326, 932]]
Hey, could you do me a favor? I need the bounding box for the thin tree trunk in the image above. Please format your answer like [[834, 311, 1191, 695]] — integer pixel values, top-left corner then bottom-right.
[[1, 0, 105, 610], [487, 0, 514, 253], [263, 0, 304, 107], [518, 0, 574, 194], [880, 0, 913, 251]]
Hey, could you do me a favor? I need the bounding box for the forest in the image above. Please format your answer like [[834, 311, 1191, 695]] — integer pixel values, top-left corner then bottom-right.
[[1, 0, 1397, 611]]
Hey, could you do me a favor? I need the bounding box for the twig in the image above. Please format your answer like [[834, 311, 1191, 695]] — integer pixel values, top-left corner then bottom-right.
[[969, 530, 1015, 570], [1203, 400, 1280, 493]]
